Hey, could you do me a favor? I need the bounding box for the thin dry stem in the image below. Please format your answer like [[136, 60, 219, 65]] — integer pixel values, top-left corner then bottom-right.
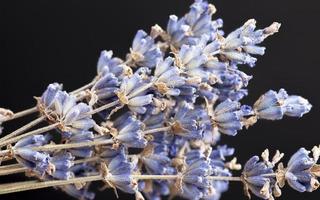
[[0, 174, 241, 195]]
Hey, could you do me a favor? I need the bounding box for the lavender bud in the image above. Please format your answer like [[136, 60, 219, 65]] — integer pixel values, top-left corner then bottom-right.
[[154, 57, 185, 96], [50, 152, 75, 180], [179, 158, 212, 200], [97, 50, 124, 77], [112, 115, 147, 148], [116, 74, 153, 114], [254, 89, 312, 120], [129, 30, 162, 68], [171, 101, 206, 139], [211, 99, 247, 136], [283, 95, 312, 117], [67, 131, 94, 157], [284, 148, 318, 192], [242, 156, 275, 199], [103, 155, 136, 193]]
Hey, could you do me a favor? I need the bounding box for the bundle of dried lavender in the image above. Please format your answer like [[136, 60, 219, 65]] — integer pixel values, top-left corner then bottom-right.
[[0, 1, 317, 200]]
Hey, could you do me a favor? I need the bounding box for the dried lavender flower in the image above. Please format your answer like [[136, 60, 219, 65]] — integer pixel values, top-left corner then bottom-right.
[[115, 74, 153, 114], [129, 30, 162, 68], [108, 115, 147, 148], [254, 89, 311, 120], [242, 156, 275, 199], [38, 84, 95, 133], [280, 148, 319, 192], [221, 19, 281, 67], [97, 50, 124, 77], [0, 1, 316, 200]]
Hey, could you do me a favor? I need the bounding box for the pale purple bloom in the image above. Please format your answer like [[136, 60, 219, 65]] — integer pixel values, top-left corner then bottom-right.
[[242, 156, 275, 199], [285, 148, 316, 192], [97, 50, 124, 77], [154, 57, 185, 96], [254, 89, 311, 120], [49, 152, 75, 180], [90, 73, 120, 104], [116, 74, 153, 114], [40, 85, 95, 133], [170, 101, 206, 139], [166, 0, 220, 47], [130, 30, 162, 68], [283, 95, 312, 117], [141, 152, 171, 175], [210, 99, 251, 136], [221, 19, 281, 67], [111, 115, 147, 148], [105, 155, 136, 193], [66, 130, 94, 157], [179, 158, 212, 200]]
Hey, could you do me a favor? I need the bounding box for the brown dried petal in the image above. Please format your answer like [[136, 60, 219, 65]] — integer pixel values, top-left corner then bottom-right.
[[273, 183, 282, 197], [311, 164, 320, 177], [276, 163, 286, 188]]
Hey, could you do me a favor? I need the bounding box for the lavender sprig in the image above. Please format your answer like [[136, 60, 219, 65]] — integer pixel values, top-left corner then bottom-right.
[[0, 0, 316, 200]]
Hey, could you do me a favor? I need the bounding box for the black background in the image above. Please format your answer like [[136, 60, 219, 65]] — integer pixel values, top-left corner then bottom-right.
[[0, 0, 319, 199]]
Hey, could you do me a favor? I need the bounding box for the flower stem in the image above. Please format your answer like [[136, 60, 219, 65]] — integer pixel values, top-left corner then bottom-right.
[[0, 164, 27, 176], [89, 82, 153, 115], [0, 122, 60, 148], [89, 100, 120, 115], [0, 175, 103, 195], [0, 174, 242, 195], [0, 125, 171, 157], [208, 176, 242, 181], [143, 126, 171, 134], [127, 82, 154, 99], [0, 80, 152, 149], [69, 78, 98, 95], [31, 139, 113, 152], [1, 79, 97, 124], [0, 156, 101, 176], [0, 116, 46, 143], [262, 173, 276, 178], [2, 107, 38, 122]]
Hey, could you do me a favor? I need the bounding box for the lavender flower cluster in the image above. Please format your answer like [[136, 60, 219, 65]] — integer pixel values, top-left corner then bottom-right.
[[0, 1, 318, 200]]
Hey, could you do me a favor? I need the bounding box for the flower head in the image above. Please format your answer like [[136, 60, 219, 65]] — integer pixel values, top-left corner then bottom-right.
[[282, 148, 319, 192], [101, 155, 137, 194], [97, 50, 128, 77], [140, 145, 171, 175], [178, 158, 212, 200], [39, 84, 95, 133], [13, 135, 51, 176], [129, 30, 162, 68], [49, 152, 75, 180], [115, 74, 153, 114], [66, 130, 94, 158], [90, 73, 120, 105], [13, 135, 75, 179], [221, 19, 281, 67], [166, 0, 220, 48], [209, 99, 252, 136], [283, 95, 312, 117], [242, 156, 275, 199], [170, 101, 207, 139], [154, 57, 185, 96], [254, 89, 311, 120], [109, 115, 147, 148]]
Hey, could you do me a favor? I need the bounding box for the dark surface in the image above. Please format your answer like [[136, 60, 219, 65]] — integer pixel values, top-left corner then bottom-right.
[[0, 0, 319, 199]]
